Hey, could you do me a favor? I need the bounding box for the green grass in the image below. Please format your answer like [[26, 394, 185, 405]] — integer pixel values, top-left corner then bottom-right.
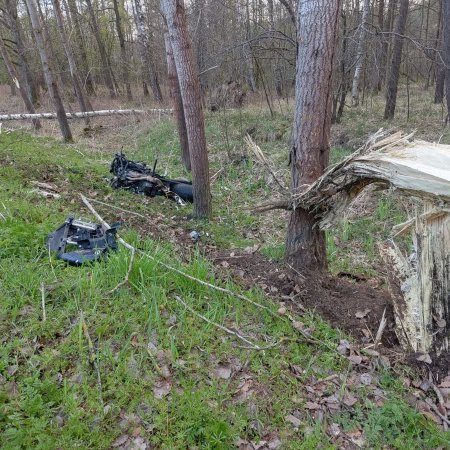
[[1, 113, 449, 448]]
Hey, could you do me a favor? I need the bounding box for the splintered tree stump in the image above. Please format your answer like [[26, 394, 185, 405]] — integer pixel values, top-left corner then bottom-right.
[[285, 131, 450, 355], [382, 206, 450, 354]]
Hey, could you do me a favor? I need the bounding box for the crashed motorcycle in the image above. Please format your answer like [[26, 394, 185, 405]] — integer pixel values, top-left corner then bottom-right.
[[110, 153, 193, 205]]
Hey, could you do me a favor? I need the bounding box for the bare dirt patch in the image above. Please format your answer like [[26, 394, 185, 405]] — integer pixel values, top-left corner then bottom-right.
[[211, 249, 398, 347]]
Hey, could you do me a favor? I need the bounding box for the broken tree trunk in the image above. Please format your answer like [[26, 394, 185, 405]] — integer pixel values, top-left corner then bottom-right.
[[0, 109, 172, 121], [293, 131, 450, 355]]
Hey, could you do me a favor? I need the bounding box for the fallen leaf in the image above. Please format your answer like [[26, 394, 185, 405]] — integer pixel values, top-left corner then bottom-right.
[[213, 364, 232, 380], [343, 392, 358, 407], [112, 434, 129, 447], [277, 307, 287, 315], [285, 414, 301, 428], [7, 365, 18, 376], [130, 436, 148, 450], [416, 353, 432, 364], [328, 422, 341, 437], [132, 427, 141, 437], [305, 401, 321, 410], [153, 380, 171, 399], [337, 340, 350, 356], [360, 373, 373, 386], [355, 309, 371, 319], [348, 355, 363, 365]]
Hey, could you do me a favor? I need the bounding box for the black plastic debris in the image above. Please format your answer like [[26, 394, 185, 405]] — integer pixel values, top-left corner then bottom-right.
[[47, 215, 120, 266], [110, 153, 193, 205]]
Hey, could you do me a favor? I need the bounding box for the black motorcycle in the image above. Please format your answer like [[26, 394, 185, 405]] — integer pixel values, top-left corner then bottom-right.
[[110, 153, 193, 204]]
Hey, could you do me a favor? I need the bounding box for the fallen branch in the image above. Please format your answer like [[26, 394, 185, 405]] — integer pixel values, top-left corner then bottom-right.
[[174, 295, 262, 349], [85, 197, 147, 219], [245, 134, 288, 192], [80, 195, 271, 313], [374, 308, 387, 346], [40, 283, 46, 322], [252, 199, 291, 214], [0, 109, 173, 121], [107, 248, 136, 295]]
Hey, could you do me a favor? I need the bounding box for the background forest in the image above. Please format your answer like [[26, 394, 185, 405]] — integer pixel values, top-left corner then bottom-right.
[[1, 0, 450, 449]]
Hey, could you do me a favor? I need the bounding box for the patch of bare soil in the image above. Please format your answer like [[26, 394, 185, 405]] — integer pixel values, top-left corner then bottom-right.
[[211, 249, 398, 348]]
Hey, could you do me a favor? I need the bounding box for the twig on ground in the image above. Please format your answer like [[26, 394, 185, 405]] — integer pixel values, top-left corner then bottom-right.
[[210, 168, 224, 184], [374, 308, 387, 346], [174, 295, 262, 350], [252, 199, 291, 214], [40, 282, 46, 321], [106, 247, 135, 295], [80, 311, 104, 407], [85, 197, 147, 219], [80, 194, 272, 314], [287, 263, 306, 280]]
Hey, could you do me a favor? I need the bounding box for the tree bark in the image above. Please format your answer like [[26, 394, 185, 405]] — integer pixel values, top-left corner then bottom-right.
[[85, 0, 116, 98], [0, 35, 41, 130], [66, 0, 95, 95], [25, 0, 72, 141], [286, 0, 342, 270], [161, 0, 211, 218], [51, 0, 92, 123], [351, 0, 370, 106], [443, 0, 450, 121], [112, 0, 132, 100], [134, 0, 163, 102], [384, 0, 409, 119], [164, 32, 191, 171]]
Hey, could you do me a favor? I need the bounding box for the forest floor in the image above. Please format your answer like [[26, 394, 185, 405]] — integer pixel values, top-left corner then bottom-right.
[[1, 84, 450, 449]]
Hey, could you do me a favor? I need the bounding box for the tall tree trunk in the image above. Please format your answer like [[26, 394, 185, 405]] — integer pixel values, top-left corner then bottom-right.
[[85, 0, 116, 98], [51, 0, 92, 124], [286, 0, 342, 270], [165, 32, 190, 171], [161, 0, 211, 218], [5, 0, 39, 106], [351, 0, 370, 105], [443, 0, 450, 122], [0, 35, 41, 130], [25, 0, 72, 141], [66, 0, 95, 95], [244, 0, 257, 92], [112, 0, 132, 100], [378, 0, 397, 91], [134, 0, 163, 102], [384, 0, 409, 119]]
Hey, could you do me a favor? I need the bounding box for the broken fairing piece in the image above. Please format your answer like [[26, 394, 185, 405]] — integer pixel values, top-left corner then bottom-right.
[[110, 153, 193, 205], [46, 215, 120, 266]]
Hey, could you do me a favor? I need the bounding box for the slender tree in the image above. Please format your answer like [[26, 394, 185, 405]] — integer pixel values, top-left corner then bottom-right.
[[112, 0, 132, 100], [66, 0, 95, 94], [0, 34, 41, 129], [85, 0, 116, 98], [443, 0, 450, 121], [5, 0, 39, 106], [351, 0, 370, 105], [134, 0, 163, 102], [161, 0, 211, 218], [51, 0, 92, 122], [286, 0, 342, 270], [165, 32, 191, 171], [25, 0, 72, 141], [384, 0, 409, 119]]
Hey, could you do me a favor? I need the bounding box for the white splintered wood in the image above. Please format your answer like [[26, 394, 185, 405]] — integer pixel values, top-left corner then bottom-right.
[[293, 132, 450, 355]]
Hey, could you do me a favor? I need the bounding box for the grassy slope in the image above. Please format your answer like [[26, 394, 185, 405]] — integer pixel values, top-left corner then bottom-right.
[[1, 100, 449, 449]]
